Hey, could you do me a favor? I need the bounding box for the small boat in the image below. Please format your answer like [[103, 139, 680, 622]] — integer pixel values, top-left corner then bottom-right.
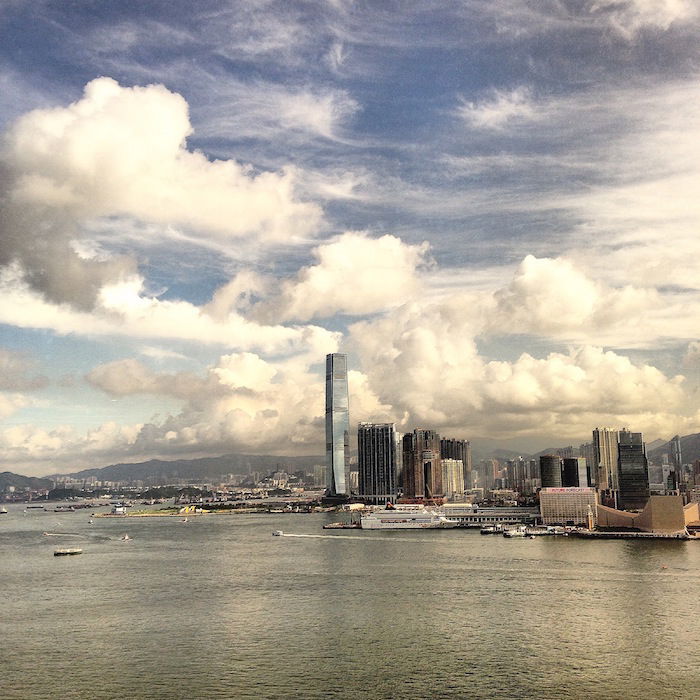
[[0, 507, 8, 514], [120, 533, 131, 541], [272, 530, 284, 536], [54, 548, 82, 556], [181, 517, 189, 523]]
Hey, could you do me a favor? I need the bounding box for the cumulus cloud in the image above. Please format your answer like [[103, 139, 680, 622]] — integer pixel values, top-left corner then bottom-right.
[[252, 232, 431, 322], [0, 77, 321, 307], [0, 269, 340, 356], [488, 255, 659, 338], [350, 290, 687, 441], [457, 87, 536, 130]]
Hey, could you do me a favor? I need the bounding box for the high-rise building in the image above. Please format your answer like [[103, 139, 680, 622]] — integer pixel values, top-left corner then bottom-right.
[[358, 423, 399, 504], [593, 427, 619, 491], [403, 429, 442, 499], [441, 458, 464, 501], [440, 438, 472, 491], [539, 455, 562, 488], [670, 434, 683, 489], [562, 457, 588, 487], [540, 487, 598, 526], [618, 430, 650, 510], [325, 353, 350, 496]]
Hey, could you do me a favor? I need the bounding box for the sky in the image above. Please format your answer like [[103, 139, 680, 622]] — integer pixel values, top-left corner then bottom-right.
[[1, 0, 700, 476]]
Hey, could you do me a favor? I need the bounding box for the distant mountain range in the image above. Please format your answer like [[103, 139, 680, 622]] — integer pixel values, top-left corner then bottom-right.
[[53, 453, 325, 484], [648, 433, 700, 464], [0, 471, 53, 492]]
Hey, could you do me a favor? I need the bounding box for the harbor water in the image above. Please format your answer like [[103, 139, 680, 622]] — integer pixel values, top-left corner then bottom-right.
[[2, 504, 700, 699]]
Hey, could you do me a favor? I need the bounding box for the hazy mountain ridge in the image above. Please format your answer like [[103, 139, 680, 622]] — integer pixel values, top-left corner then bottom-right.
[[0, 472, 53, 491], [648, 433, 700, 464], [53, 454, 325, 483]]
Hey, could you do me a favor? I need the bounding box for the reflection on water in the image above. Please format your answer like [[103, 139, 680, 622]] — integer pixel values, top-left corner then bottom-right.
[[3, 505, 700, 699]]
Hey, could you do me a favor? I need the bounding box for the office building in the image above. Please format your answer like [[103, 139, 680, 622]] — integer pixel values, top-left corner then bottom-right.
[[403, 429, 443, 499], [562, 457, 588, 487], [358, 423, 399, 504], [441, 458, 465, 501], [325, 353, 350, 496], [440, 438, 472, 490], [540, 487, 598, 526], [617, 430, 650, 510], [539, 455, 562, 488], [593, 427, 619, 491]]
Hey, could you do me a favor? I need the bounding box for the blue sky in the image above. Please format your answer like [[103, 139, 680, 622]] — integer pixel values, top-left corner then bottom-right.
[[1, 0, 700, 475]]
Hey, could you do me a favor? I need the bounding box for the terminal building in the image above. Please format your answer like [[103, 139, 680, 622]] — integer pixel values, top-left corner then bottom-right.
[[441, 503, 539, 527]]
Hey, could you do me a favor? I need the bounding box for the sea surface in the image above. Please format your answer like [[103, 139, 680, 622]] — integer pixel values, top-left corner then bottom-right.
[[2, 502, 700, 699]]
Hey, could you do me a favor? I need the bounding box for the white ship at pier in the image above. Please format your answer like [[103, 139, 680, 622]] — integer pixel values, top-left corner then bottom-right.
[[360, 504, 459, 530]]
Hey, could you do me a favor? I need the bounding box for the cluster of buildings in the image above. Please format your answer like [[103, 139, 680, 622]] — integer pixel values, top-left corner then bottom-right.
[[325, 353, 473, 504], [324, 353, 700, 533]]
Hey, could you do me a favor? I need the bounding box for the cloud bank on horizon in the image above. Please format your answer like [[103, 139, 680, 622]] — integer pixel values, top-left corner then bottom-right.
[[1, 0, 700, 475]]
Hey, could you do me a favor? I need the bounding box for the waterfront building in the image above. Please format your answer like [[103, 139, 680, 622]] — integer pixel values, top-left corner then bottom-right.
[[562, 457, 588, 487], [441, 458, 465, 501], [617, 430, 650, 511], [325, 353, 350, 496], [597, 495, 699, 534], [441, 503, 539, 527], [358, 423, 399, 505], [593, 427, 619, 492], [539, 455, 562, 488], [440, 438, 472, 490], [539, 487, 598, 526], [403, 429, 443, 499]]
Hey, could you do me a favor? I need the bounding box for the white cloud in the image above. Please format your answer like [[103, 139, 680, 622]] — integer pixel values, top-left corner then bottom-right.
[[488, 255, 660, 339], [4, 77, 320, 240], [0, 269, 340, 356], [589, 0, 698, 38], [0, 77, 322, 308], [252, 232, 431, 322], [457, 87, 536, 130]]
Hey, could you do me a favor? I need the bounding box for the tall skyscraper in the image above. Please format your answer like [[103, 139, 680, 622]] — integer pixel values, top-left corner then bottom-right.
[[403, 429, 443, 499], [671, 434, 683, 489], [562, 457, 588, 487], [539, 454, 562, 488], [593, 427, 619, 491], [618, 430, 650, 510], [325, 353, 350, 496], [441, 458, 464, 501], [440, 438, 472, 491], [358, 423, 399, 504]]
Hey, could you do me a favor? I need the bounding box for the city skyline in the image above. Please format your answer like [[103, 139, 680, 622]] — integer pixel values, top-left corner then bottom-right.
[[2, 2, 700, 476]]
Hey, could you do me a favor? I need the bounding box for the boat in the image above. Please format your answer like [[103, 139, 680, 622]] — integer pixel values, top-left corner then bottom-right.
[[360, 504, 459, 530], [480, 524, 503, 535], [0, 507, 7, 514], [272, 530, 284, 536], [503, 527, 526, 538], [54, 548, 82, 556], [323, 521, 361, 529], [120, 533, 131, 541]]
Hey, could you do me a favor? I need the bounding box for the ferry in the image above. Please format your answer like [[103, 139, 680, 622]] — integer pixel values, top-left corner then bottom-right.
[[54, 548, 83, 556], [360, 504, 459, 530]]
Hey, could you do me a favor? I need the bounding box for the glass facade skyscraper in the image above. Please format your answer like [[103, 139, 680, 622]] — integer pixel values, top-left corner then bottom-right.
[[618, 430, 650, 510], [358, 422, 399, 504], [325, 353, 350, 496]]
